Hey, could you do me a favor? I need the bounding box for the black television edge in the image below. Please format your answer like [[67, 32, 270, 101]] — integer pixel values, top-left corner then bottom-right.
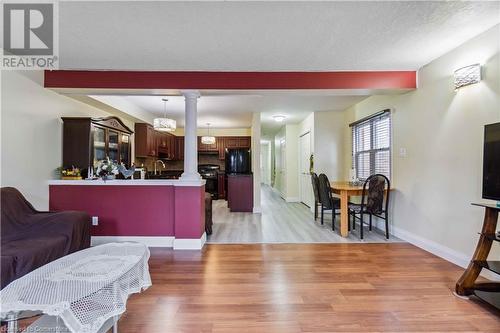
[[482, 122, 500, 201]]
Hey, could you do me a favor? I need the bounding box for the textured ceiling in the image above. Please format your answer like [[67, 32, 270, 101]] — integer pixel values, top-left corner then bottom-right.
[[59, 1, 500, 71]]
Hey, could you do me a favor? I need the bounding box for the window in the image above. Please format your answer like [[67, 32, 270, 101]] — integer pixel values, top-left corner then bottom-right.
[[351, 110, 391, 180]]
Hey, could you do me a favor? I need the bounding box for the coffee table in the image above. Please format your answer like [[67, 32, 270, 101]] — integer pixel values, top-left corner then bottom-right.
[[0, 242, 151, 333]]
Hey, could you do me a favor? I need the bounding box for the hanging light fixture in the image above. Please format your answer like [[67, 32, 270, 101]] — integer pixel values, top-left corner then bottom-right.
[[154, 98, 176, 132], [201, 123, 216, 145]]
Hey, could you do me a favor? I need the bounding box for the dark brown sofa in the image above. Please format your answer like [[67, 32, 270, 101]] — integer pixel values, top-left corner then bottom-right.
[[1, 187, 91, 288]]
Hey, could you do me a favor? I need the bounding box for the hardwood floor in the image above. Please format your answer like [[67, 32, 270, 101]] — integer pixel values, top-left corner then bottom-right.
[[115, 244, 499, 332], [208, 185, 402, 243]]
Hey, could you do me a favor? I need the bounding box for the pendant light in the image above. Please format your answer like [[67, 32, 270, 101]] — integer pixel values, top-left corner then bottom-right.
[[201, 123, 216, 145], [153, 98, 176, 132]]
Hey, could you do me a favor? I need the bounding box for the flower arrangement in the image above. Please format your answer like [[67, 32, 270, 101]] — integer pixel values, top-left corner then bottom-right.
[[95, 157, 119, 181], [56, 166, 82, 180]]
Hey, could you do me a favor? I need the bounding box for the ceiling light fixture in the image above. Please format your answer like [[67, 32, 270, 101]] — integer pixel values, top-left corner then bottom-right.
[[454, 63, 481, 90], [201, 123, 216, 145], [273, 115, 286, 122], [154, 98, 176, 132]]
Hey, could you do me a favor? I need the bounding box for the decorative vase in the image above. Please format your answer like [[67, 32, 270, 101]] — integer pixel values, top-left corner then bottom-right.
[[102, 175, 115, 181]]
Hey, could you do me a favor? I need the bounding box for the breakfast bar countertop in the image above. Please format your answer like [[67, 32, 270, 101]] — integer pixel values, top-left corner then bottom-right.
[[48, 179, 206, 187]]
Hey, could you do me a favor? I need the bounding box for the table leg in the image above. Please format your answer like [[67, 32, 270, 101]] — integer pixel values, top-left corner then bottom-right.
[[340, 191, 349, 237], [455, 207, 498, 296]]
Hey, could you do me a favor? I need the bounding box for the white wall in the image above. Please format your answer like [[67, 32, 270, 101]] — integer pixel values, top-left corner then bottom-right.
[[284, 124, 299, 201], [342, 24, 500, 266], [1, 71, 135, 210], [273, 126, 286, 196], [260, 142, 271, 185], [314, 111, 346, 181]]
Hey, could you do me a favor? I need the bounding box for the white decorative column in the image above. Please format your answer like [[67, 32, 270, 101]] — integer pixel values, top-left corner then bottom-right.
[[251, 112, 262, 213], [180, 90, 201, 181]]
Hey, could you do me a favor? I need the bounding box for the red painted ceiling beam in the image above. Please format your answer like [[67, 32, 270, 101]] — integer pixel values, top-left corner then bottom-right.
[[44, 70, 416, 90]]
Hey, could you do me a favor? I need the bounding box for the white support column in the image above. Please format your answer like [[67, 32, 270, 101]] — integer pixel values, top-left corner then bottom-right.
[[251, 112, 262, 213], [180, 90, 201, 181]]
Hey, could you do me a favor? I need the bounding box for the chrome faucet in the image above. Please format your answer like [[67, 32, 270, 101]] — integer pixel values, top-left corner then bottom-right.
[[154, 160, 166, 175]]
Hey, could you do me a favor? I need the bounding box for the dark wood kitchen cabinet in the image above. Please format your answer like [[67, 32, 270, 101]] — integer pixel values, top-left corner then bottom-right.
[[224, 136, 251, 149], [227, 174, 253, 212], [198, 136, 219, 152], [217, 173, 226, 199], [156, 131, 176, 160], [62, 117, 133, 170], [218, 136, 251, 160], [168, 134, 176, 159], [136, 123, 178, 159], [175, 136, 184, 160], [135, 123, 157, 157]]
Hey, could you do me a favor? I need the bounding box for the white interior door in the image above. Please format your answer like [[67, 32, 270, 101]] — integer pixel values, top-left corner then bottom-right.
[[299, 132, 313, 207]]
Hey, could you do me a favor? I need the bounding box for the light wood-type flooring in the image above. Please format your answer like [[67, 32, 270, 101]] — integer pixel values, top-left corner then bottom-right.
[[118, 244, 499, 332], [208, 184, 402, 243], [18, 244, 499, 332]]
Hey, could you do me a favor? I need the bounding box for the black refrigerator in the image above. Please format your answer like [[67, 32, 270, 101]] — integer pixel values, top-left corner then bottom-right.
[[225, 148, 251, 174]]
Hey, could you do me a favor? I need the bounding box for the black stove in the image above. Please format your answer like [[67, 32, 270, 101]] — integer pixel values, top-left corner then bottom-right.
[[198, 164, 220, 198]]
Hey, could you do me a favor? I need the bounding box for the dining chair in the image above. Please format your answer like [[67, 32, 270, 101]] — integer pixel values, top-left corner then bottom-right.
[[310, 172, 321, 220], [318, 173, 341, 231], [348, 174, 390, 240]]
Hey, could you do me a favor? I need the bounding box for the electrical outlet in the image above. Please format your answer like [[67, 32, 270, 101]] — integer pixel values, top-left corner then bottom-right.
[[399, 147, 407, 157], [92, 216, 99, 226]]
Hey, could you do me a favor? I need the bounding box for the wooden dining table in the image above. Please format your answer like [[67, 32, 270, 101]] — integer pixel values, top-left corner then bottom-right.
[[330, 181, 392, 237]]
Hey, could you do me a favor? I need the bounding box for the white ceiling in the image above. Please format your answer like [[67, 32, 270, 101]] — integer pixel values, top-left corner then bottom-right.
[[59, 1, 500, 71], [89, 92, 368, 134]]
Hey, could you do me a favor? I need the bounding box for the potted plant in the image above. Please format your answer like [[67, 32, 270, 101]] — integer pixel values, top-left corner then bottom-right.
[[56, 166, 82, 180], [95, 157, 119, 181]]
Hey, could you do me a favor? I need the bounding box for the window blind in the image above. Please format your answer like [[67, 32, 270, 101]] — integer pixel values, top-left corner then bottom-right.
[[351, 110, 391, 180]]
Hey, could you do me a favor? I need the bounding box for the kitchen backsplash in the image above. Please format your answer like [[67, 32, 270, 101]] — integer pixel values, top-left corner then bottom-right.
[[135, 153, 224, 172]]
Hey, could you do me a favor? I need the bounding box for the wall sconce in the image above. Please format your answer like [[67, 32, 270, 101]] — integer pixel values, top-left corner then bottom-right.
[[454, 64, 481, 90]]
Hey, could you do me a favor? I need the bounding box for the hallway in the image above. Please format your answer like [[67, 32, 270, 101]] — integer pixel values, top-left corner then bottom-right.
[[207, 185, 402, 243]]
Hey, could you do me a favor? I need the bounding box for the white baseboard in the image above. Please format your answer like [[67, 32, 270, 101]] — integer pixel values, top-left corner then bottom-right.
[[285, 197, 300, 203], [390, 225, 499, 281], [91, 236, 174, 247], [253, 206, 262, 213], [173, 232, 207, 250], [91, 234, 208, 250]]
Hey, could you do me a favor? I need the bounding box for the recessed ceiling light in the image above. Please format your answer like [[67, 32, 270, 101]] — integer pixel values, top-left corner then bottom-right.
[[273, 115, 286, 122]]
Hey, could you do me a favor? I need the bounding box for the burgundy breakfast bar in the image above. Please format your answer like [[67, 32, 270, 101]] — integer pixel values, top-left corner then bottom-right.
[[49, 179, 207, 250]]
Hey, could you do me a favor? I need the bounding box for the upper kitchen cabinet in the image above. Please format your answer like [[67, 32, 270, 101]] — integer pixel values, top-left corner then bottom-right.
[[62, 117, 133, 169], [136, 123, 178, 160], [198, 136, 220, 152], [156, 131, 176, 160], [135, 123, 157, 157], [218, 136, 251, 160], [224, 136, 251, 149], [175, 136, 184, 160]]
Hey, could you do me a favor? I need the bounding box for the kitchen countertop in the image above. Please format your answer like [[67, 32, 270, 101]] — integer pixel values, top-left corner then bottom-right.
[[48, 179, 206, 187]]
